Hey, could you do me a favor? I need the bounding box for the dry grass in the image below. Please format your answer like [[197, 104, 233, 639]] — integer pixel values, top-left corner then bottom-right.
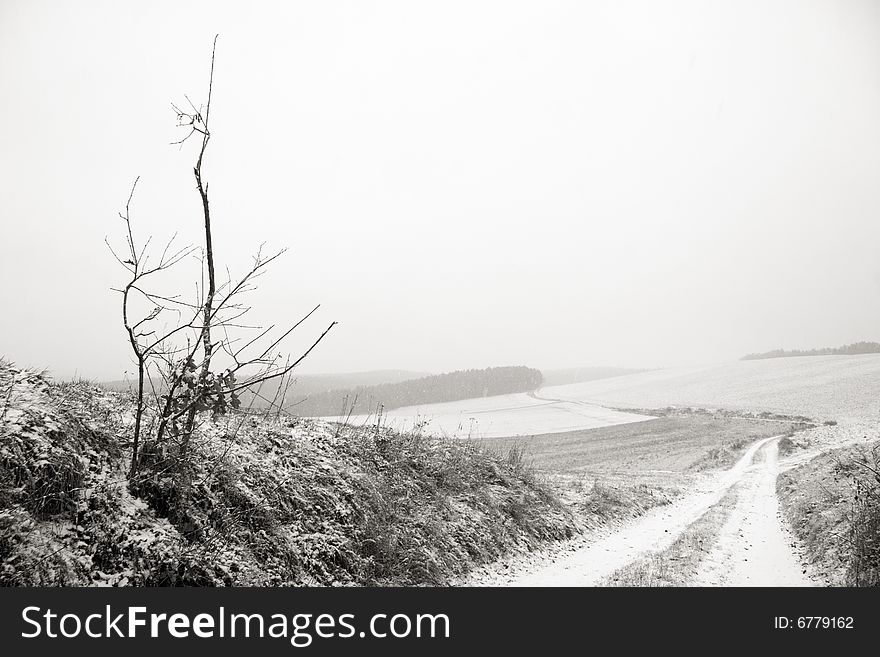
[[777, 435, 797, 457], [566, 476, 681, 532], [475, 415, 795, 474], [0, 361, 578, 586], [778, 439, 880, 586]]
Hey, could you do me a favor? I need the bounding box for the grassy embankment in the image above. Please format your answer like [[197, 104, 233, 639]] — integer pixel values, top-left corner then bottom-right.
[[0, 362, 576, 586], [778, 440, 880, 586]]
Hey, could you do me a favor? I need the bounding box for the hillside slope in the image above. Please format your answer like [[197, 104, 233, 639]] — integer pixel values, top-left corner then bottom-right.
[[324, 356, 880, 440], [541, 367, 644, 387], [0, 361, 575, 586], [777, 435, 880, 586], [543, 355, 880, 422]]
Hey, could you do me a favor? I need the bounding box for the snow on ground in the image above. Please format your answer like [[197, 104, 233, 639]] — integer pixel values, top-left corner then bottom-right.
[[541, 355, 880, 422], [325, 354, 880, 439], [325, 391, 652, 439], [692, 438, 815, 586]]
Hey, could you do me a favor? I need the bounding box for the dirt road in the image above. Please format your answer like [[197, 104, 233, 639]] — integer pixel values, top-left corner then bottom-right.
[[692, 438, 814, 585], [504, 434, 786, 586], [467, 421, 879, 587]]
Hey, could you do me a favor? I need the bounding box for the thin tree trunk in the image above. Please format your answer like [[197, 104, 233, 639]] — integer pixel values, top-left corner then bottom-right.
[[129, 358, 145, 477], [181, 36, 218, 454]]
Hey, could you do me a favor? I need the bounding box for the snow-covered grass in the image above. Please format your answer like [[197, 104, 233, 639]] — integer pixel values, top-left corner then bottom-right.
[[0, 361, 577, 586], [777, 427, 880, 586]]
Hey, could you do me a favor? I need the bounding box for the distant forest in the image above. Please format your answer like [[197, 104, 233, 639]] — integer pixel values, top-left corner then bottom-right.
[[291, 366, 544, 417], [742, 341, 880, 361]]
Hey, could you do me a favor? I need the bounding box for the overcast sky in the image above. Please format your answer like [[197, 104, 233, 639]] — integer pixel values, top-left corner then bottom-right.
[[2, 0, 880, 380]]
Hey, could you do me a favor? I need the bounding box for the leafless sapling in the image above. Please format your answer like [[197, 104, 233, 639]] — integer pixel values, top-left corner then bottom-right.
[[110, 35, 337, 480]]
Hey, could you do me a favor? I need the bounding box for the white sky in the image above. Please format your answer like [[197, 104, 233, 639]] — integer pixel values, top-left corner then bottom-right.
[[2, 0, 880, 380]]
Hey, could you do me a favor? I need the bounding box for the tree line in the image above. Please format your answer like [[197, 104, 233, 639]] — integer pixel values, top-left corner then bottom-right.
[[742, 341, 880, 361], [292, 366, 544, 417]]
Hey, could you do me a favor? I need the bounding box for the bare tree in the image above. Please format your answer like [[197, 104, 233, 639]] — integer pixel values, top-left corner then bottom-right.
[[108, 35, 336, 480], [106, 178, 198, 476]]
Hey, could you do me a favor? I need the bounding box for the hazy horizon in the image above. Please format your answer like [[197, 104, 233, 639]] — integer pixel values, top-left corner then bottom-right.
[[21, 347, 880, 385], [3, 0, 880, 381], [85, 363, 651, 384]]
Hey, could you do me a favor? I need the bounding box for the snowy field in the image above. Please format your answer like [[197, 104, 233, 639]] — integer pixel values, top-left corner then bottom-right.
[[327, 354, 880, 438], [542, 354, 880, 422], [326, 391, 652, 439]]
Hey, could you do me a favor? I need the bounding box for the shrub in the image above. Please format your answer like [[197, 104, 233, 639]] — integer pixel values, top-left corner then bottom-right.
[[846, 446, 880, 586], [777, 436, 796, 457]]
